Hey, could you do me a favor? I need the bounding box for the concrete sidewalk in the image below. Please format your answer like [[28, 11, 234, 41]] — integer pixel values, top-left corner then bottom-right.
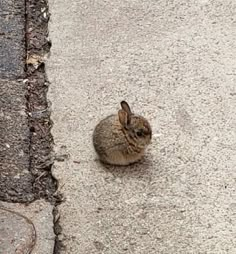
[[48, 0, 236, 253], [0, 200, 54, 254]]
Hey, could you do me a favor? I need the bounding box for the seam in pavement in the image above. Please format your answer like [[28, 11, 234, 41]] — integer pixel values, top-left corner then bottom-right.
[[25, 0, 63, 252], [25, 0, 57, 203]]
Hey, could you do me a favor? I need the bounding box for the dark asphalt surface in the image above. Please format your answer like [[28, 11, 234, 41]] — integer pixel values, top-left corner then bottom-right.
[[0, 1, 57, 253], [0, 0, 33, 202], [0, 0, 25, 79], [0, 79, 34, 202]]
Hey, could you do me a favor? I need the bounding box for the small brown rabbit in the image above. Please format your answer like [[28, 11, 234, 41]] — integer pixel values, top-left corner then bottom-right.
[[93, 101, 152, 165]]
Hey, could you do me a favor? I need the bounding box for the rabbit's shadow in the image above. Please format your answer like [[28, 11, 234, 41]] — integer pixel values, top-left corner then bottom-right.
[[96, 155, 155, 179]]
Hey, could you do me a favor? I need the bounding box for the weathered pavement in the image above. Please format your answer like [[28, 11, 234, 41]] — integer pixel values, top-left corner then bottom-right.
[[0, 0, 33, 202], [0, 0, 55, 253], [48, 0, 236, 253], [0, 200, 54, 253]]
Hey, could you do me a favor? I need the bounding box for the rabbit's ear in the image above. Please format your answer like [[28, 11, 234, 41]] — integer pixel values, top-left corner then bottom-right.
[[120, 101, 132, 115], [118, 110, 130, 127]]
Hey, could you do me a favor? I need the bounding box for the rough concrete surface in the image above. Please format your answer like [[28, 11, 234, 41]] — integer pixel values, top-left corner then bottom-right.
[[47, 0, 236, 253], [0, 206, 36, 254], [0, 200, 55, 254]]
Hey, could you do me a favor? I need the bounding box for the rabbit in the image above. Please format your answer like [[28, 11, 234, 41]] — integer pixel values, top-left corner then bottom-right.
[[93, 101, 152, 166]]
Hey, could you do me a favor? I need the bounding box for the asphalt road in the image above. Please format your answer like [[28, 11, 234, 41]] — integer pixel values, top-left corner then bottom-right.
[[0, 0, 25, 79], [0, 0, 34, 202], [0, 1, 55, 253], [48, 0, 236, 253]]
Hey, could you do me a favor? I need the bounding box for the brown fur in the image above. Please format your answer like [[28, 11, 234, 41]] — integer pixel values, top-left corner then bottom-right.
[[93, 101, 152, 166]]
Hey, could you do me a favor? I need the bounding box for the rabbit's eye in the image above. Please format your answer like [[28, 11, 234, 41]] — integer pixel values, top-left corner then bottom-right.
[[136, 130, 143, 137]]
